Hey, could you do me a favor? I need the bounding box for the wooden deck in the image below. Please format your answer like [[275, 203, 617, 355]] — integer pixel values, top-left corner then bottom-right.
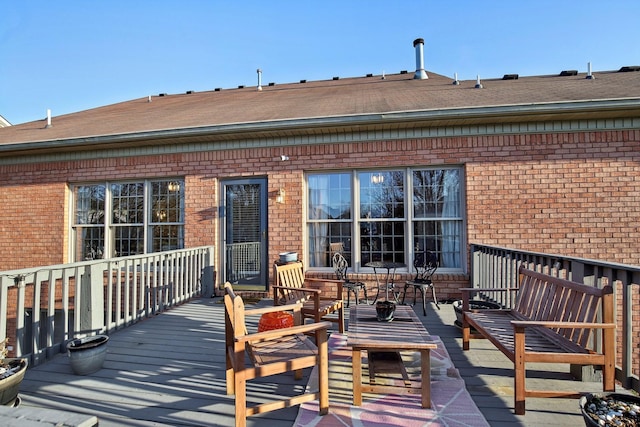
[[17, 297, 304, 427], [14, 296, 619, 426]]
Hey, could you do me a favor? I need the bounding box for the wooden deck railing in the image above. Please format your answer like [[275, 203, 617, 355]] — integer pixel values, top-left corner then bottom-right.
[[470, 243, 640, 393], [0, 246, 214, 367]]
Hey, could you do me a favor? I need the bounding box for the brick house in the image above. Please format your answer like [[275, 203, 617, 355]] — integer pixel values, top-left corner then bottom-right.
[[1, 40, 639, 299]]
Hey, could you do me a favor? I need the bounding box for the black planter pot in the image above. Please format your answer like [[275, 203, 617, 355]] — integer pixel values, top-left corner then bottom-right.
[[375, 301, 396, 322], [580, 392, 640, 426], [452, 299, 501, 327]]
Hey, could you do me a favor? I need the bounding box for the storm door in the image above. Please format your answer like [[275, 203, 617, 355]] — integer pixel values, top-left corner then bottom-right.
[[222, 178, 268, 289]]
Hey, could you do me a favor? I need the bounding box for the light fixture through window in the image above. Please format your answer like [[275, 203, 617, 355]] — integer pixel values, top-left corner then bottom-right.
[[168, 181, 180, 192], [371, 173, 384, 184]]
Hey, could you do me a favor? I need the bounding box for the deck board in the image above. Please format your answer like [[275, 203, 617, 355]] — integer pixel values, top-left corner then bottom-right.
[[17, 298, 304, 427]]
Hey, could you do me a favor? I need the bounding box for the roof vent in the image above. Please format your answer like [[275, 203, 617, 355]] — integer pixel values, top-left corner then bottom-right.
[[475, 75, 483, 89], [333, 76, 340, 80], [238, 85, 245, 89], [400, 70, 408, 74], [586, 62, 594, 80], [159, 93, 167, 96], [257, 69, 262, 91], [45, 109, 52, 128], [268, 82, 275, 86], [452, 72, 460, 85], [366, 73, 373, 77], [186, 90, 194, 94], [619, 66, 640, 72], [299, 79, 307, 83], [502, 74, 519, 80], [412, 38, 428, 80], [559, 70, 578, 76], [214, 88, 221, 91]]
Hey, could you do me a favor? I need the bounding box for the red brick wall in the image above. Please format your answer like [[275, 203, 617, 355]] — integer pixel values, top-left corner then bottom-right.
[[1, 129, 639, 303]]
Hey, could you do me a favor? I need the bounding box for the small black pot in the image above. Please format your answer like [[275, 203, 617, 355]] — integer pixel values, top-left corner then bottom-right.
[[375, 301, 396, 322]]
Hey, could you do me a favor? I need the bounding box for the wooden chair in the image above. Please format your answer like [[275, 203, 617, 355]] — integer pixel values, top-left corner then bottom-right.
[[402, 251, 440, 316], [224, 282, 330, 427], [273, 261, 345, 333]]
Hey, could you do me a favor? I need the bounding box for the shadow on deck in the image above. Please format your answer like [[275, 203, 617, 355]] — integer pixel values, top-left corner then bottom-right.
[[15, 296, 613, 426]]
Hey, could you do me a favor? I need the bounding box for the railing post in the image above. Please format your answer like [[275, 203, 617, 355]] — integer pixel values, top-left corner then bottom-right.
[[470, 244, 480, 287], [201, 246, 215, 297], [14, 275, 26, 357], [79, 263, 105, 335]]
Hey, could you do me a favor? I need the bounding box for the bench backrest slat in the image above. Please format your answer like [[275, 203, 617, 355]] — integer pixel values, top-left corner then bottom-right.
[[515, 267, 611, 350]]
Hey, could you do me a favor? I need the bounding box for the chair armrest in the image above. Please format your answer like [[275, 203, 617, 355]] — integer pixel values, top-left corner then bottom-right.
[[244, 302, 303, 316], [304, 278, 344, 299], [305, 278, 344, 285], [236, 321, 333, 344], [272, 285, 322, 295]]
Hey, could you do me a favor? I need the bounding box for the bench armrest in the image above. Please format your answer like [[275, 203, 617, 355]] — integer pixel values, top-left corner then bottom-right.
[[460, 287, 518, 293], [236, 321, 332, 344], [511, 320, 616, 330], [460, 287, 517, 310]]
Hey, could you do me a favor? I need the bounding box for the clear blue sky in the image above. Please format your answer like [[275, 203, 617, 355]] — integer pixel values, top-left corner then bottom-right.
[[2, 0, 639, 125]]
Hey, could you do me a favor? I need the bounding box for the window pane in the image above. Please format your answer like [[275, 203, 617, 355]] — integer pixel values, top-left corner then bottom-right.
[[308, 222, 352, 267], [113, 225, 144, 257], [359, 171, 404, 219], [74, 185, 105, 224], [112, 183, 144, 224], [360, 221, 405, 265], [413, 220, 462, 269], [74, 226, 104, 261], [308, 173, 351, 220], [152, 225, 184, 252], [151, 180, 184, 223], [413, 169, 461, 218]]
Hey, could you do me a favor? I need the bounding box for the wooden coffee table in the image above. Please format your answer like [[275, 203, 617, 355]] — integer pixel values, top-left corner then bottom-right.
[[348, 304, 438, 408]]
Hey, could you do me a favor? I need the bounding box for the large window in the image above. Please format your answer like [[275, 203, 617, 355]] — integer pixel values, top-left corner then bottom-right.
[[306, 168, 464, 271], [71, 179, 184, 261]]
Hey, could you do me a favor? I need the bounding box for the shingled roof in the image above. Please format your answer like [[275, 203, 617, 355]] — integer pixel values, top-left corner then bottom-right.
[[1, 68, 640, 149]]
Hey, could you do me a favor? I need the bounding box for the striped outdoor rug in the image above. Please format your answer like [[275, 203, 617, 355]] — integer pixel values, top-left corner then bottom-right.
[[294, 333, 489, 427]]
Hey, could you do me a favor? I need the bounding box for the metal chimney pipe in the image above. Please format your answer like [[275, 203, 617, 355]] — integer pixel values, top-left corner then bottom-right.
[[257, 69, 263, 91], [413, 38, 428, 80]]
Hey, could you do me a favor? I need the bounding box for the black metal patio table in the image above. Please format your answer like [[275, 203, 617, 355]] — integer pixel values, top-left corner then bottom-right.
[[365, 261, 406, 302]]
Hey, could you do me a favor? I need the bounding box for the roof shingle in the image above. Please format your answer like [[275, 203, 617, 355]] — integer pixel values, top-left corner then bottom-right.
[[1, 69, 639, 145]]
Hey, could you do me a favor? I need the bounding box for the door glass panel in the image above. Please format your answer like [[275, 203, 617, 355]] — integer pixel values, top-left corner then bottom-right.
[[224, 180, 267, 287]]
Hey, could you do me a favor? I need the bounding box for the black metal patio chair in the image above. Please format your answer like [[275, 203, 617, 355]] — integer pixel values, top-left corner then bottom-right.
[[332, 251, 368, 307], [402, 251, 439, 315]]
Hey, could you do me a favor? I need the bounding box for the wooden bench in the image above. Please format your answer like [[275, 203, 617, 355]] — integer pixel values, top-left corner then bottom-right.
[[461, 266, 616, 415], [224, 283, 330, 427], [273, 261, 345, 333]]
